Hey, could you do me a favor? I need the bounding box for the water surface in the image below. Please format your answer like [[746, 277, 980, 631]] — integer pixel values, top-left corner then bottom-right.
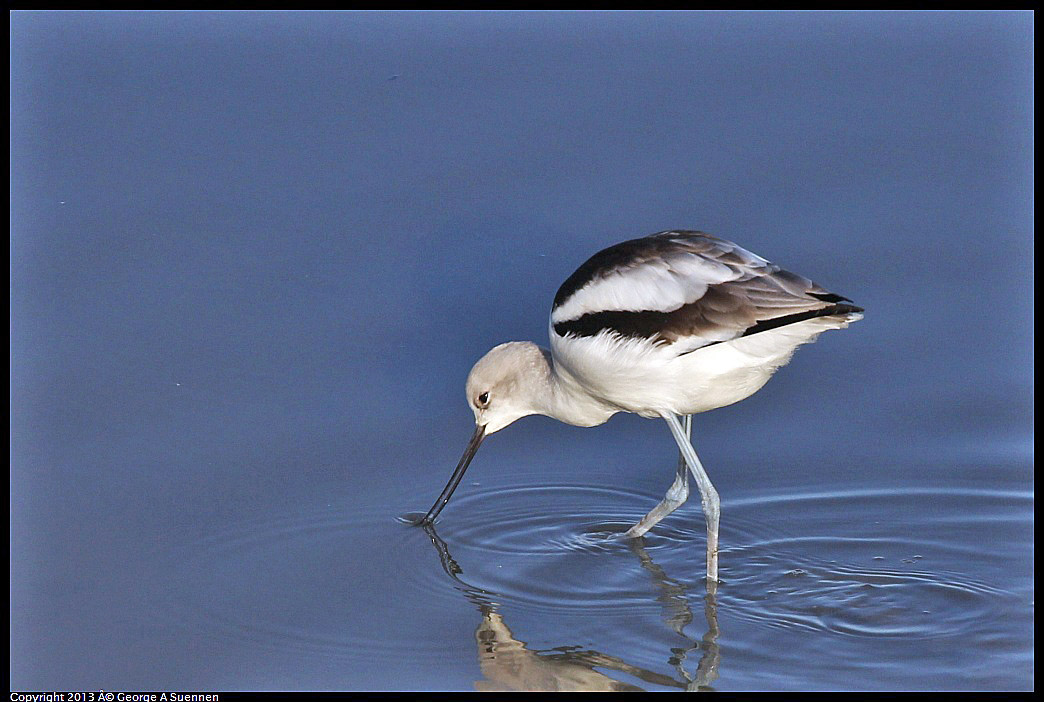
[[10, 10, 1033, 691]]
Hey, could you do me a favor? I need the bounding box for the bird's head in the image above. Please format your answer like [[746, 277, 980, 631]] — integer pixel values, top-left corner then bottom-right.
[[416, 341, 551, 526], [465, 341, 550, 435]]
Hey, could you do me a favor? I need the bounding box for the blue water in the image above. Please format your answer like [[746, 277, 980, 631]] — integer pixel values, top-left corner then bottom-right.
[[10, 11, 1032, 691]]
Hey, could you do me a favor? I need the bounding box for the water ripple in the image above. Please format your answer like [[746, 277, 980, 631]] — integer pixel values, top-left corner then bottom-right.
[[146, 481, 1031, 670]]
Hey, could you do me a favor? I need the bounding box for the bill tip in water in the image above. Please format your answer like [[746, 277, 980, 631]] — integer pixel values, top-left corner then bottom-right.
[[398, 512, 430, 526]]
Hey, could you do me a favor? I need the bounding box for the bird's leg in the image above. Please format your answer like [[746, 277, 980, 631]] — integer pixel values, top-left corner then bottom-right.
[[679, 413, 692, 473], [624, 446, 689, 538], [662, 412, 720, 583]]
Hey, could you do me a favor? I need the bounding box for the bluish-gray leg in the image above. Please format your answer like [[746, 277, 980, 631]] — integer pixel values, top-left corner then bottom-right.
[[662, 412, 720, 583], [679, 414, 692, 473], [624, 415, 693, 539]]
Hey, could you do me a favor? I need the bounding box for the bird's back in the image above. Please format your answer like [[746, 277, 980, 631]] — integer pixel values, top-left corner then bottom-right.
[[547, 231, 862, 415]]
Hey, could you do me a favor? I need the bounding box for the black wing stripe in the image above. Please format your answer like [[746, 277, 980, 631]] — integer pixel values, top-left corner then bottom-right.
[[553, 308, 680, 342], [738, 303, 864, 337], [554, 301, 863, 344]]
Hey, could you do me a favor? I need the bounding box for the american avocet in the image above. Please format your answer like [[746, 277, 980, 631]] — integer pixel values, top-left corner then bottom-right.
[[418, 230, 863, 582]]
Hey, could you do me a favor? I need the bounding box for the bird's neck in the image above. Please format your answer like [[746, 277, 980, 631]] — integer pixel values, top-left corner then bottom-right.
[[536, 350, 618, 428]]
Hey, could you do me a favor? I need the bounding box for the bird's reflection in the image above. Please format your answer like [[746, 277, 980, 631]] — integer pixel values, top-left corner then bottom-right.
[[420, 523, 720, 692]]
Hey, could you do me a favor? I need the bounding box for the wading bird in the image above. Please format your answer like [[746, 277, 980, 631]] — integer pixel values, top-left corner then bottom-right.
[[417, 230, 862, 582]]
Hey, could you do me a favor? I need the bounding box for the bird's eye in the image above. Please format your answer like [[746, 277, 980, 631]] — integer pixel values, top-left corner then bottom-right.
[[477, 392, 490, 407]]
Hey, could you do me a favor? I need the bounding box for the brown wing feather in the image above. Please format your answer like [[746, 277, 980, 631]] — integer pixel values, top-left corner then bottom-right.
[[552, 231, 862, 352]]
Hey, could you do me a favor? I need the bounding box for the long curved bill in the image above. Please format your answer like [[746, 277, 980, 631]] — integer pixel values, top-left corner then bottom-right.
[[419, 423, 486, 525]]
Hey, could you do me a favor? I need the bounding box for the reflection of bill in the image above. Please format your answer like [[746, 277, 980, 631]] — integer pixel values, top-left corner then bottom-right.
[[420, 523, 720, 692]]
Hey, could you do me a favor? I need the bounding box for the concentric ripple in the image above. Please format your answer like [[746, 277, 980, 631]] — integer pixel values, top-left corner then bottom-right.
[[146, 480, 1032, 675], [715, 487, 1031, 640], [402, 482, 1031, 639], [399, 482, 687, 617]]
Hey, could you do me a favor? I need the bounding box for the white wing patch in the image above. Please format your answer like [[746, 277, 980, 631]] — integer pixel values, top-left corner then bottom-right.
[[551, 252, 742, 324]]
